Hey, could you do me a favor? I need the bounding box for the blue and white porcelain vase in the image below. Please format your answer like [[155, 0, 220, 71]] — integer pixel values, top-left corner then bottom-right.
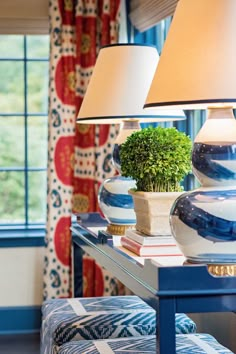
[[170, 108, 236, 264], [98, 176, 136, 235], [97, 120, 140, 235]]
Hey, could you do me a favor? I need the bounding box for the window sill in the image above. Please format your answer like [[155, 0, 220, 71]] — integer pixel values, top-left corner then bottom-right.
[[0, 228, 45, 247]]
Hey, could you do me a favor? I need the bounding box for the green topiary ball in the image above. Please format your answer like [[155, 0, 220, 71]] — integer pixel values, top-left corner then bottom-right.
[[120, 126, 192, 192]]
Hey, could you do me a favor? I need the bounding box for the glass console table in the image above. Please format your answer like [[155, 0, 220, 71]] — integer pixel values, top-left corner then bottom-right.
[[71, 213, 236, 354]]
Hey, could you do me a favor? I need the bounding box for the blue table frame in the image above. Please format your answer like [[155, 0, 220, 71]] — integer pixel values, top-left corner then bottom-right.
[[71, 213, 236, 354]]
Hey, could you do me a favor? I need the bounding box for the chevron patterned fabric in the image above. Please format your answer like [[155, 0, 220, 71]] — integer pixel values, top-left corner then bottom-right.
[[57, 334, 234, 354], [40, 295, 196, 354]]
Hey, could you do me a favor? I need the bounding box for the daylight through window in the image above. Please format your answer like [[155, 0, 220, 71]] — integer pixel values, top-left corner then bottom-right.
[[0, 35, 49, 226]]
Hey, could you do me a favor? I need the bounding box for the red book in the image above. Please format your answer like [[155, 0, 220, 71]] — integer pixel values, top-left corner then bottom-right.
[[120, 236, 183, 257]]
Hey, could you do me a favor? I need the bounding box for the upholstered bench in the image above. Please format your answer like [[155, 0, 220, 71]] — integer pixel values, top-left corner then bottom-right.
[[40, 295, 196, 354], [57, 334, 234, 354]]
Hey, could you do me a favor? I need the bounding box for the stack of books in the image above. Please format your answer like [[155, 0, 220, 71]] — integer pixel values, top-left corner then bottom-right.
[[120, 229, 183, 257]]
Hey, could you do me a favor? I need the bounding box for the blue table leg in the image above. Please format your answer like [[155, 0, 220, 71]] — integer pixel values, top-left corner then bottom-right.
[[73, 240, 84, 297], [157, 297, 176, 353]]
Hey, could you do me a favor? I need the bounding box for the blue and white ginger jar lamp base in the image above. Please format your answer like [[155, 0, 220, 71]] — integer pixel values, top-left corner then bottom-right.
[[170, 108, 236, 269]]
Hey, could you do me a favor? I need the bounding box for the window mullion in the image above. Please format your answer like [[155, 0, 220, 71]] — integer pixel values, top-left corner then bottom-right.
[[23, 36, 28, 226]]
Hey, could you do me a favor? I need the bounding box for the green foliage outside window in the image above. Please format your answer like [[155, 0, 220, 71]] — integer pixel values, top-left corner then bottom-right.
[[0, 35, 49, 225]]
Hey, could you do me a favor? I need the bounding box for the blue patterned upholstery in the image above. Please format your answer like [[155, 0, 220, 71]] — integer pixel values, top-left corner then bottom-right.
[[40, 295, 196, 354], [173, 313, 196, 334], [58, 334, 233, 354]]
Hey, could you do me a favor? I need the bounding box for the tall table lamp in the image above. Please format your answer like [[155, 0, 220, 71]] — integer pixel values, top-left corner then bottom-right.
[[77, 44, 185, 235], [145, 0, 236, 274]]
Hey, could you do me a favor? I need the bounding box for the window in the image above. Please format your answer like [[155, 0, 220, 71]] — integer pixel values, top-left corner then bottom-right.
[[0, 35, 49, 227]]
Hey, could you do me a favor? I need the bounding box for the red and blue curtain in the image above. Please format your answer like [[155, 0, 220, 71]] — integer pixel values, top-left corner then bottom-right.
[[44, 0, 129, 299]]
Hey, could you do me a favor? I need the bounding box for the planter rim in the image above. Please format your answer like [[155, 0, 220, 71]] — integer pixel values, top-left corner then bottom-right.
[[128, 189, 184, 199]]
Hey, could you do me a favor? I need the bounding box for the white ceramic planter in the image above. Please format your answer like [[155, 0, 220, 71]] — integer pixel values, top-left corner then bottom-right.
[[129, 190, 182, 236]]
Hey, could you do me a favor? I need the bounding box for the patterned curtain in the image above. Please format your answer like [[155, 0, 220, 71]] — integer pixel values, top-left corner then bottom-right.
[[44, 0, 123, 299]]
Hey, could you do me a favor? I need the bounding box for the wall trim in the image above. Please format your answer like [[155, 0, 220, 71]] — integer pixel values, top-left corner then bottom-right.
[[0, 228, 45, 247], [0, 306, 41, 334], [0, 236, 45, 247]]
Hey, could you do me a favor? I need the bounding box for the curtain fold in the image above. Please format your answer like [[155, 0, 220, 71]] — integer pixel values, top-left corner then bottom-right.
[[129, 0, 178, 32], [44, 0, 123, 299]]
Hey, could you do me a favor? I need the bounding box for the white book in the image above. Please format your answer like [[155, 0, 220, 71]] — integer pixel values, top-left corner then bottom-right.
[[125, 228, 177, 246], [120, 236, 182, 257]]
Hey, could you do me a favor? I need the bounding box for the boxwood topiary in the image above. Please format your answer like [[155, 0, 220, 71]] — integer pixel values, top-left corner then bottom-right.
[[120, 126, 192, 192]]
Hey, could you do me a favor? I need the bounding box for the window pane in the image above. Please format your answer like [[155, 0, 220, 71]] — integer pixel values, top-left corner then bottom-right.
[[0, 35, 24, 58], [0, 116, 24, 167], [0, 61, 24, 113], [27, 35, 49, 59], [0, 34, 49, 228], [28, 116, 48, 167], [28, 171, 47, 223], [27, 61, 49, 114], [0, 171, 25, 224], [192, 110, 206, 139]]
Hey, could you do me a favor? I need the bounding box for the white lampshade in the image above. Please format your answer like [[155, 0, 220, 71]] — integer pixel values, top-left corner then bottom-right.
[[77, 44, 185, 123], [145, 0, 236, 110]]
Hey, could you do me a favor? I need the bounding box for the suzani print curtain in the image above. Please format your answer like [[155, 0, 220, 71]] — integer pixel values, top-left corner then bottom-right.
[[44, 0, 123, 299]]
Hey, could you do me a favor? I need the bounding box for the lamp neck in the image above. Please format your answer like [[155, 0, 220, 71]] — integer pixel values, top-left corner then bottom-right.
[[121, 119, 141, 130], [207, 107, 234, 120], [114, 119, 141, 145], [194, 106, 236, 144]]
